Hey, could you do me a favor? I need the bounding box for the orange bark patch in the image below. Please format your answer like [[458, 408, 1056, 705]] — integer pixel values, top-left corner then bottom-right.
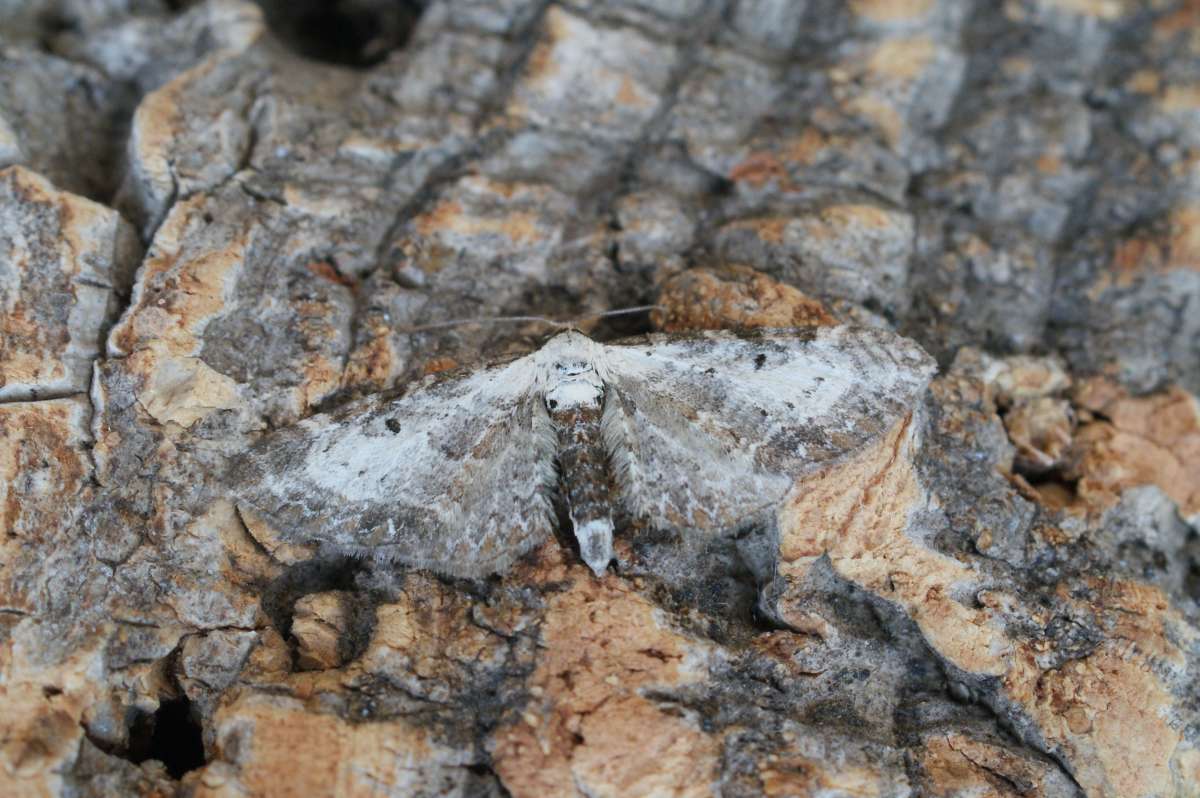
[[199, 693, 469, 797], [1000, 579, 1191, 797], [728, 152, 789, 187], [1161, 82, 1200, 114], [654, 266, 837, 332], [615, 75, 653, 108], [1154, 0, 1200, 38], [782, 128, 829, 165], [1068, 385, 1200, 522], [306, 260, 357, 288], [775, 386, 1193, 795], [863, 36, 936, 81], [524, 6, 569, 85], [849, 0, 935, 22], [1039, 0, 1124, 20], [419, 357, 460, 377], [918, 733, 1074, 797], [1167, 204, 1200, 269], [414, 199, 466, 238], [1035, 152, 1063, 174], [415, 198, 543, 246], [779, 414, 1009, 677], [819, 202, 897, 231], [0, 398, 91, 545], [491, 577, 718, 798], [728, 216, 789, 244]]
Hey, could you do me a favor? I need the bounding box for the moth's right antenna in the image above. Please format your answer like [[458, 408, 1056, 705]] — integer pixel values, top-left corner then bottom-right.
[[566, 305, 663, 325]]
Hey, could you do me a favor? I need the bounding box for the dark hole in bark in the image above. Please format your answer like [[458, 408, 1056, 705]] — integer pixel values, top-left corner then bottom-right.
[[35, 10, 77, 48], [127, 697, 206, 779], [1185, 552, 1200, 601], [253, 0, 428, 68]]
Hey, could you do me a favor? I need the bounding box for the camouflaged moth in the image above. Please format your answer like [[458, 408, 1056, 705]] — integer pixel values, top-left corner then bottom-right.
[[232, 326, 935, 576]]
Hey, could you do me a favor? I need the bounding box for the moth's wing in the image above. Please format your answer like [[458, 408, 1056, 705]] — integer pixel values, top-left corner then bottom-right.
[[229, 357, 557, 578], [599, 325, 936, 535]]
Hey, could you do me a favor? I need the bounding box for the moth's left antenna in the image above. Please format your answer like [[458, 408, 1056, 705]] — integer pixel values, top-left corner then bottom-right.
[[397, 315, 565, 333], [396, 305, 663, 334]]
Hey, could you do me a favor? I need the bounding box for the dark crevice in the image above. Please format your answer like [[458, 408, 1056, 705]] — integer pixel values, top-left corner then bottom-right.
[[461, 759, 516, 798], [125, 696, 206, 779], [253, 0, 428, 68], [86, 689, 207, 781], [1185, 544, 1200, 601], [468, 1, 555, 128]]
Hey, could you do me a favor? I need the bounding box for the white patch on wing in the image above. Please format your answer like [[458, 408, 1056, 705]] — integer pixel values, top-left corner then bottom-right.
[[597, 326, 936, 535]]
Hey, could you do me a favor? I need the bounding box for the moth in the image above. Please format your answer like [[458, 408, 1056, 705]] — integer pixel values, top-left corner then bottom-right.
[[231, 325, 935, 578]]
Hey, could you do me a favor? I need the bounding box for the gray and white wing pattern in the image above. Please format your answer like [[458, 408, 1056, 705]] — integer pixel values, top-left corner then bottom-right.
[[231, 324, 935, 578], [230, 357, 557, 578], [599, 326, 936, 536]]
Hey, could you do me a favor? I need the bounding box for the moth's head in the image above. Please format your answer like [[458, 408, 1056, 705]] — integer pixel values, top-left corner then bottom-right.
[[535, 328, 594, 367]]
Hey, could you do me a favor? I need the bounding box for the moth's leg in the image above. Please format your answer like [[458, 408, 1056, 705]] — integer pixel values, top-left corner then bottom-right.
[[548, 398, 615, 576], [734, 521, 790, 628]]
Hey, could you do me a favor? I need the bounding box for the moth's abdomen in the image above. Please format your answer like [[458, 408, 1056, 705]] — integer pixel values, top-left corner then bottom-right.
[[549, 399, 615, 576]]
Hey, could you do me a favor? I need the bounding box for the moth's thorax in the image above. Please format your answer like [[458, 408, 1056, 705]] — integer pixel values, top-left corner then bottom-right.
[[544, 371, 604, 412], [539, 331, 606, 412]]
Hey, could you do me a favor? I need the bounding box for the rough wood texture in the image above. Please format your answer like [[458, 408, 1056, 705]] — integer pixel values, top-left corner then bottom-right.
[[1, 1, 1199, 796]]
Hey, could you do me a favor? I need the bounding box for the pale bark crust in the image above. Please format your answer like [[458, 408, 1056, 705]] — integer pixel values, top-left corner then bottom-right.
[[2, 1, 1199, 796]]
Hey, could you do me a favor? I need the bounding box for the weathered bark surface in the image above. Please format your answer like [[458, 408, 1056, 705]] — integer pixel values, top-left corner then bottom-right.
[[2, 1, 1199, 796]]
